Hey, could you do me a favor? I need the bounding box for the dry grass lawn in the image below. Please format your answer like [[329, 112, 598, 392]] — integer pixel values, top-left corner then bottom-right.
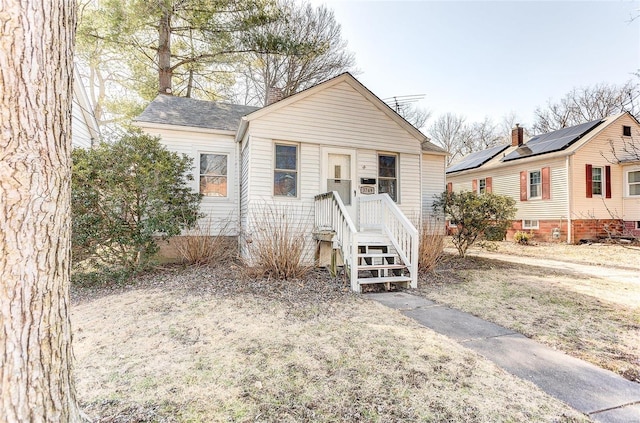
[[419, 241, 640, 383], [72, 267, 587, 422]]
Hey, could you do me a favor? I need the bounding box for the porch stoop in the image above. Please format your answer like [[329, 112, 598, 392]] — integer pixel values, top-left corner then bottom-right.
[[356, 231, 412, 289], [314, 191, 419, 293]]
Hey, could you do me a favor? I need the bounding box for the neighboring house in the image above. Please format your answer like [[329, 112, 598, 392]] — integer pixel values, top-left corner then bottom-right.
[[446, 112, 640, 243], [135, 73, 448, 292], [72, 67, 100, 148]]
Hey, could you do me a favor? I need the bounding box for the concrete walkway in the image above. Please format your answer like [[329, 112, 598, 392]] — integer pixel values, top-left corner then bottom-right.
[[457, 249, 640, 285], [365, 291, 640, 423]]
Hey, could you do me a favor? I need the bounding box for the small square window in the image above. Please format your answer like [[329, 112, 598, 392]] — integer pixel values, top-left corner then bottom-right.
[[623, 126, 632, 137], [522, 219, 539, 229], [636, 221, 640, 230]]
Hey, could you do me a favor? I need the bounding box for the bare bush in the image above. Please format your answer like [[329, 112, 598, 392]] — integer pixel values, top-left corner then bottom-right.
[[418, 216, 446, 271], [173, 217, 237, 266], [246, 203, 313, 279]]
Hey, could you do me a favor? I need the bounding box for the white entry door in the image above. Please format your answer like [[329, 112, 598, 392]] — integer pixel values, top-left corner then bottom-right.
[[322, 148, 357, 222]]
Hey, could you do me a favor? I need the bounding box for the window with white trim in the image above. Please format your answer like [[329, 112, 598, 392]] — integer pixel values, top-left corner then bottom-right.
[[591, 166, 603, 196], [529, 170, 541, 199], [274, 143, 298, 197], [522, 219, 539, 229], [378, 154, 398, 202], [628, 170, 640, 196], [623, 125, 632, 137], [200, 153, 227, 197]]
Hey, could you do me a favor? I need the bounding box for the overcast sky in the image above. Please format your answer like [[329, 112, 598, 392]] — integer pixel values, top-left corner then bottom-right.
[[309, 0, 640, 130]]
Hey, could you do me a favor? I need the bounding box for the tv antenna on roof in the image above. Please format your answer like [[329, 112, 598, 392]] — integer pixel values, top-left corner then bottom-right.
[[382, 94, 425, 114]]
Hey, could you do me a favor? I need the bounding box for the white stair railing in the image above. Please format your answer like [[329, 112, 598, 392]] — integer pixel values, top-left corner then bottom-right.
[[314, 192, 359, 292], [359, 194, 419, 288]]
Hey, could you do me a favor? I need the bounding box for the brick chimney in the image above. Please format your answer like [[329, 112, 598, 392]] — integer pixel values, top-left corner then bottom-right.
[[511, 124, 524, 146], [266, 87, 284, 106]]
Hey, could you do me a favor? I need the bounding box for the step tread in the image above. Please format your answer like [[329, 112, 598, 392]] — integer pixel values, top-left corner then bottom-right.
[[358, 253, 397, 258], [358, 264, 406, 269], [357, 276, 412, 284]]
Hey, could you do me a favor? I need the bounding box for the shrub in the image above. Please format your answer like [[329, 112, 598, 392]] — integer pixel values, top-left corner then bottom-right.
[[514, 230, 533, 245], [172, 217, 236, 265], [72, 129, 202, 273], [484, 225, 507, 241], [433, 190, 516, 257], [418, 216, 446, 271], [246, 203, 312, 279]]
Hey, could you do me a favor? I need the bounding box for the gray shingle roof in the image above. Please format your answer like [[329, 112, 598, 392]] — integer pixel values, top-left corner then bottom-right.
[[135, 94, 260, 131]]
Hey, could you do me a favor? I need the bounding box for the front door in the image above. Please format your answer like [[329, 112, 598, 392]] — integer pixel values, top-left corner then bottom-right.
[[322, 148, 357, 222]]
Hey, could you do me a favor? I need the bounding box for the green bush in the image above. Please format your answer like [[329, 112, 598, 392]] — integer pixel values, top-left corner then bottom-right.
[[72, 129, 202, 273], [484, 225, 507, 241], [433, 190, 516, 257], [514, 231, 533, 245]]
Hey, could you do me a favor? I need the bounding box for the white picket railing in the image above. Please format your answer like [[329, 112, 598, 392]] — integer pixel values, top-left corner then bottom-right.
[[359, 194, 419, 288], [314, 192, 359, 291]]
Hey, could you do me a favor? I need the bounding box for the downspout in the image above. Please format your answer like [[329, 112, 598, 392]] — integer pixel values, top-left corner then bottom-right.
[[566, 154, 572, 243]]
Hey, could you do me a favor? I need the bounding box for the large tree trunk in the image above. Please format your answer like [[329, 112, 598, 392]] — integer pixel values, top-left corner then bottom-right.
[[0, 0, 82, 421], [158, 9, 172, 94]]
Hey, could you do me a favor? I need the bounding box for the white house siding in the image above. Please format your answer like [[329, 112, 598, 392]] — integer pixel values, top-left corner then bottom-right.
[[241, 81, 429, 264], [71, 99, 92, 148], [140, 125, 240, 235], [422, 153, 446, 222], [570, 114, 639, 220]]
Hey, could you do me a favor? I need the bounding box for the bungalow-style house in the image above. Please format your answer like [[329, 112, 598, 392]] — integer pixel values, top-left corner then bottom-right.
[[446, 112, 640, 243], [71, 67, 100, 148], [135, 73, 448, 292]]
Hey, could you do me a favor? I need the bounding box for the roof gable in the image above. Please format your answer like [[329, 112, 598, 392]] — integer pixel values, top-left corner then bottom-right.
[[135, 94, 259, 131], [236, 73, 446, 154]]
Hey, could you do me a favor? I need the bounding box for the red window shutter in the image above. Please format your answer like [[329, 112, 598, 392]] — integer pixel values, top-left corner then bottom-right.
[[472, 179, 478, 192], [585, 164, 593, 198], [605, 165, 611, 198], [520, 171, 527, 201], [542, 167, 550, 200], [486, 177, 492, 193], [446, 182, 452, 193]]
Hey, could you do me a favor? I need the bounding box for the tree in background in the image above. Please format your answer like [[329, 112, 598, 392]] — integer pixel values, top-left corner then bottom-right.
[[433, 191, 516, 258], [427, 113, 467, 165], [72, 130, 202, 273], [76, 0, 280, 127], [235, 0, 355, 106], [0, 0, 82, 419], [532, 80, 640, 133]]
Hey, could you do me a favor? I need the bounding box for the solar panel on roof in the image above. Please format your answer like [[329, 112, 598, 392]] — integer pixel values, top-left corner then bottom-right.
[[502, 119, 603, 162], [446, 144, 510, 173]]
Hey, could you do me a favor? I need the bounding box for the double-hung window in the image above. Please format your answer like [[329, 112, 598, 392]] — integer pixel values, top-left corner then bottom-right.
[[478, 178, 487, 194], [529, 170, 541, 199], [591, 166, 603, 196], [274, 143, 298, 197], [378, 154, 398, 202], [200, 153, 227, 197], [628, 170, 640, 196]]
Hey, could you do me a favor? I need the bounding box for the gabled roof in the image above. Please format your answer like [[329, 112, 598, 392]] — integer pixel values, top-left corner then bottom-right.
[[446, 144, 510, 174], [235, 72, 448, 155], [135, 94, 259, 131]]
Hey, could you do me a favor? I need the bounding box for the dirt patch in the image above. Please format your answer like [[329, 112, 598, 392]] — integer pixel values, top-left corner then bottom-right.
[[72, 266, 587, 422]]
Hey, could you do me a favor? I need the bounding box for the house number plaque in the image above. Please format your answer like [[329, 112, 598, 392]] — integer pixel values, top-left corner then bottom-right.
[[360, 185, 375, 195]]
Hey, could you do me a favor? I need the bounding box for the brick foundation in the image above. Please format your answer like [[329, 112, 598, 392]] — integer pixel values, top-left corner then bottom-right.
[[505, 219, 635, 244]]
